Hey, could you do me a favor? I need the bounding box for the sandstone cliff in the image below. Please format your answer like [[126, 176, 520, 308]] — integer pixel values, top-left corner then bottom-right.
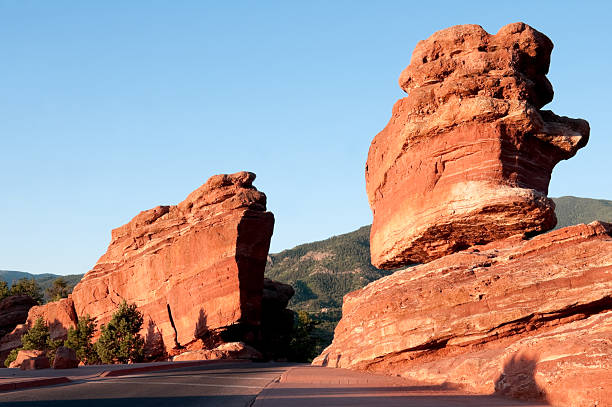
[[366, 22, 589, 268]]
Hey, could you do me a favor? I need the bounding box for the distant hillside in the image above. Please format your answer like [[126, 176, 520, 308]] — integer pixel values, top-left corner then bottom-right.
[[553, 196, 612, 229], [0, 270, 84, 302]]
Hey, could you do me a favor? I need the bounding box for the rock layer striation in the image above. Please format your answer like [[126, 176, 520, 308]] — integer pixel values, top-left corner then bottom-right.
[[70, 171, 275, 355], [366, 23, 589, 268], [313, 222, 612, 406]]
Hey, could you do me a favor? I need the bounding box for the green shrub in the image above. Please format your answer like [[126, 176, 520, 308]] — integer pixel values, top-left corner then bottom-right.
[[65, 315, 100, 365], [4, 348, 19, 368], [95, 301, 144, 364], [21, 318, 50, 351]]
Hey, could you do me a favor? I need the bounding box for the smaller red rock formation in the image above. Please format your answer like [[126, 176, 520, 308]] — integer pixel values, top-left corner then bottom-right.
[[53, 346, 79, 369], [314, 222, 612, 406], [366, 22, 590, 268], [0, 297, 77, 364]]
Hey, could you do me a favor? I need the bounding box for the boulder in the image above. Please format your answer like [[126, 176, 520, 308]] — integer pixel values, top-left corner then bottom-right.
[[313, 222, 612, 406], [366, 22, 590, 268], [20, 355, 50, 370], [70, 172, 275, 356], [9, 349, 48, 369], [0, 295, 37, 337], [52, 346, 79, 369], [172, 342, 263, 361]]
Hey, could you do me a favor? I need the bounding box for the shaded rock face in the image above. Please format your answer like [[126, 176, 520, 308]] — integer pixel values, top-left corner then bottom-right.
[[0, 295, 37, 337], [53, 346, 79, 369], [70, 171, 275, 356], [9, 349, 49, 369], [366, 23, 590, 268], [26, 298, 77, 341], [313, 222, 612, 406]]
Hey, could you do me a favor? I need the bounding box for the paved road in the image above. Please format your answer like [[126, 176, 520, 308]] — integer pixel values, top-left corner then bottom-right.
[[0, 362, 294, 407]]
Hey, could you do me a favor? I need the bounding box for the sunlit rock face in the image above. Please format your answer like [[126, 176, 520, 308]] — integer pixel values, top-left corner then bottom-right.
[[70, 171, 275, 355], [366, 22, 589, 268], [314, 222, 612, 406]]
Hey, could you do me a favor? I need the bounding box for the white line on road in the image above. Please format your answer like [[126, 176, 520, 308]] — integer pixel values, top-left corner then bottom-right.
[[92, 380, 265, 389]]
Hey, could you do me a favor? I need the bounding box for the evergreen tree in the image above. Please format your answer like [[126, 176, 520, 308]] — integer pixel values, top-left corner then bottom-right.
[[10, 278, 43, 304], [21, 317, 50, 350], [65, 315, 100, 365], [45, 277, 70, 302], [96, 301, 144, 364], [0, 281, 9, 301]]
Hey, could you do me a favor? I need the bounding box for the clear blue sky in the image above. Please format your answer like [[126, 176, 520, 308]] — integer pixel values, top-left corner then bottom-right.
[[1, 1, 610, 276]]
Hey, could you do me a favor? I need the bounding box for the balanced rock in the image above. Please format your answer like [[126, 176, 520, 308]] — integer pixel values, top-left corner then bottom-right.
[[70, 172, 275, 356], [313, 222, 612, 406], [366, 23, 590, 268]]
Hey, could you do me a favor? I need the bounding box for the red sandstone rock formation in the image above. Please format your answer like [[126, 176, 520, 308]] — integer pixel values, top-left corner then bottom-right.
[[313, 222, 612, 406], [366, 23, 590, 268], [70, 171, 275, 355]]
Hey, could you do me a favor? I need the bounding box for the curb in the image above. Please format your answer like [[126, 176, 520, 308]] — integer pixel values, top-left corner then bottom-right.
[[0, 377, 71, 392], [100, 359, 250, 377], [250, 367, 291, 407]]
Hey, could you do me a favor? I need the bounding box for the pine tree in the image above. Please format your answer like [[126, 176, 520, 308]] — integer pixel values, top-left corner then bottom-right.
[[45, 277, 69, 302], [95, 301, 144, 364], [65, 315, 100, 365]]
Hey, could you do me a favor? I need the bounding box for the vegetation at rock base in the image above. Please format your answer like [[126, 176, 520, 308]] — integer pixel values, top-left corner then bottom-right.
[[4, 317, 62, 367], [64, 314, 100, 365], [45, 277, 70, 302], [4, 348, 20, 368], [95, 301, 145, 364]]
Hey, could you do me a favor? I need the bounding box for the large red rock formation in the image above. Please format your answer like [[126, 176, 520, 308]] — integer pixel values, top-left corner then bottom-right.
[[313, 222, 612, 406], [366, 23, 590, 268], [70, 171, 275, 355]]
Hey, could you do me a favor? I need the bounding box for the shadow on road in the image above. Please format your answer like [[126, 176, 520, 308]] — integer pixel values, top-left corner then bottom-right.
[[0, 396, 253, 407]]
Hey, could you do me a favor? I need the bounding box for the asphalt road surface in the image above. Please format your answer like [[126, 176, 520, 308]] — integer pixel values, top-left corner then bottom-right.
[[0, 362, 294, 407]]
